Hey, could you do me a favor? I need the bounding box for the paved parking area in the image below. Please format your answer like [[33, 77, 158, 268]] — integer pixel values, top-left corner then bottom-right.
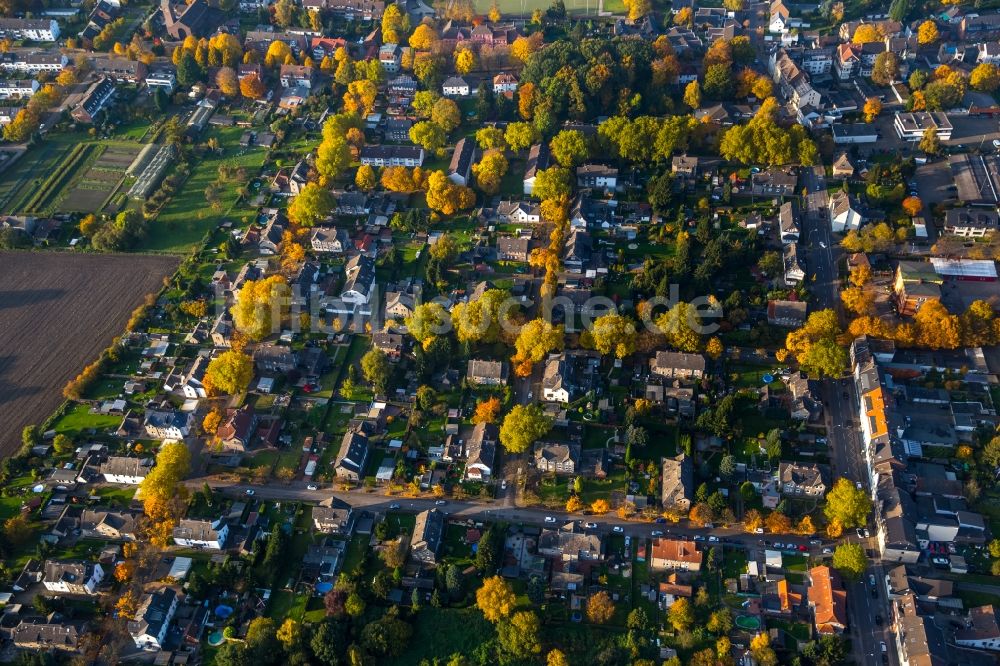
[[915, 160, 956, 207], [945, 115, 1000, 148]]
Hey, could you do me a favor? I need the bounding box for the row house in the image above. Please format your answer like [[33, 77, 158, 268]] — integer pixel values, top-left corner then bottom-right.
[[0, 51, 67, 73], [359, 145, 424, 167], [42, 560, 104, 595], [0, 18, 60, 41], [0, 79, 38, 99]]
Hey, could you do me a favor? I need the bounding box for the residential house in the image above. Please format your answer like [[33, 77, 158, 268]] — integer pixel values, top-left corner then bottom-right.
[[0, 17, 59, 40], [832, 153, 855, 179], [493, 72, 518, 95], [173, 517, 228, 549], [386, 117, 413, 142], [360, 145, 424, 167], [787, 371, 822, 421], [71, 76, 116, 123], [541, 350, 599, 403], [311, 227, 351, 253], [650, 351, 706, 380], [128, 587, 179, 650], [99, 456, 152, 484], [523, 143, 551, 195], [0, 51, 67, 73], [312, 499, 352, 534], [442, 75, 470, 97], [378, 43, 401, 72], [0, 79, 37, 99], [956, 605, 1000, 651], [143, 408, 194, 440], [410, 508, 445, 564], [778, 461, 826, 497], [279, 64, 314, 89], [769, 0, 789, 33], [79, 508, 140, 541], [11, 621, 82, 653], [373, 331, 405, 359], [829, 189, 863, 232], [258, 209, 287, 252], [465, 422, 498, 481], [808, 566, 848, 634], [783, 242, 806, 285], [534, 442, 580, 475], [779, 200, 800, 244], [497, 200, 541, 224], [217, 405, 258, 453], [576, 164, 618, 190], [767, 300, 807, 327], [661, 454, 694, 513], [467, 359, 507, 386], [42, 560, 104, 595], [944, 208, 999, 237], [91, 56, 146, 83], [335, 427, 371, 481], [537, 525, 603, 561], [562, 229, 592, 274], [497, 236, 531, 262], [255, 343, 297, 374], [385, 291, 415, 320], [650, 538, 702, 571], [448, 137, 477, 186]]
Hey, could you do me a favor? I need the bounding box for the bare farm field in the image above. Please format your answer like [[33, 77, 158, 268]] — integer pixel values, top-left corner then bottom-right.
[[0, 251, 178, 457]]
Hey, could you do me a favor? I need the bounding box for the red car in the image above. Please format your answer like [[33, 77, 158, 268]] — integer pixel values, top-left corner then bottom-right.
[[798, 545, 808, 552]]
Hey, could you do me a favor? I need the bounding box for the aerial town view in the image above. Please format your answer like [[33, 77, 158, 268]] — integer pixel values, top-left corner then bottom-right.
[[7, 0, 1000, 663]]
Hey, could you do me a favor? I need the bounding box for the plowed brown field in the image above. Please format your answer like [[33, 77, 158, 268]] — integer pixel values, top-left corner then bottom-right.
[[0, 251, 178, 456]]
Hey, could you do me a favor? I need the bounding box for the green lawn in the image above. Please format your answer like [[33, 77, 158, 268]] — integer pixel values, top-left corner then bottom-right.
[[143, 126, 267, 253], [0, 132, 82, 213], [50, 403, 123, 438]]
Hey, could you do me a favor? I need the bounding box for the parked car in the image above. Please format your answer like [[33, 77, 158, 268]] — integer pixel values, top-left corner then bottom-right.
[[245, 489, 255, 495], [612, 525, 624, 533], [584, 522, 598, 529], [389, 503, 400, 509], [544, 516, 556, 523], [651, 530, 664, 537], [708, 536, 719, 543], [694, 535, 706, 542], [435, 500, 448, 506], [306, 484, 318, 490]]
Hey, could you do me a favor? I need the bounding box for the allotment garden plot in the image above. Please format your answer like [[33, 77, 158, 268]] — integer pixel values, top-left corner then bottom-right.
[[17, 141, 142, 216]]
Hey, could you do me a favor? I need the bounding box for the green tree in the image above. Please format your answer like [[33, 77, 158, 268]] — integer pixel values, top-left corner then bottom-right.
[[287, 182, 334, 227], [824, 478, 872, 530], [588, 313, 637, 358], [499, 404, 553, 453], [532, 166, 572, 201], [361, 348, 391, 395], [203, 350, 254, 396], [919, 126, 941, 155], [409, 120, 447, 153], [497, 611, 542, 659], [549, 129, 589, 168], [832, 542, 868, 581]]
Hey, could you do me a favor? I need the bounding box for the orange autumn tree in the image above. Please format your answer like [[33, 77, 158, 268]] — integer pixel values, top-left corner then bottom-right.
[[472, 397, 501, 424]]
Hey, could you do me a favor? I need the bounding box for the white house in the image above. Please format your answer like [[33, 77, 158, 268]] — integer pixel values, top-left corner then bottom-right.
[[145, 69, 177, 93], [769, 0, 789, 33], [442, 75, 470, 97], [0, 79, 38, 99], [99, 456, 152, 485], [0, 18, 60, 41], [172, 517, 228, 549], [829, 189, 863, 232], [493, 72, 518, 95], [128, 588, 178, 650], [42, 561, 104, 595], [143, 409, 194, 440]]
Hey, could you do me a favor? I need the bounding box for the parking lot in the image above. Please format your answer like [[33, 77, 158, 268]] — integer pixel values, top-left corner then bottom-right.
[[945, 115, 1000, 148]]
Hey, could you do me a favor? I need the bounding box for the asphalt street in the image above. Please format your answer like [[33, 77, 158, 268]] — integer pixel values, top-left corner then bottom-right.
[[802, 166, 896, 666]]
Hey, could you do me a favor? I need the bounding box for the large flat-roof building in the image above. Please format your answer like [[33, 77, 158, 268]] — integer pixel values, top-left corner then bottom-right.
[[894, 111, 953, 141]]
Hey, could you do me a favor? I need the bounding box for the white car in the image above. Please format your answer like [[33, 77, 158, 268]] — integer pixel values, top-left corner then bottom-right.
[[822, 547, 833, 554], [993, 139, 1000, 148], [245, 489, 255, 496], [544, 516, 556, 523], [584, 522, 598, 529], [435, 500, 448, 506], [708, 536, 720, 543], [819, 241, 827, 249], [651, 530, 664, 537], [612, 525, 624, 533], [306, 484, 318, 491], [389, 503, 400, 510], [501, 480, 507, 490]]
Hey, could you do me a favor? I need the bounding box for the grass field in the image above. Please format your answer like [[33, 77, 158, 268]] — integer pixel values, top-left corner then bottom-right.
[[486, 0, 625, 15], [144, 126, 267, 254], [0, 251, 178, 456]]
